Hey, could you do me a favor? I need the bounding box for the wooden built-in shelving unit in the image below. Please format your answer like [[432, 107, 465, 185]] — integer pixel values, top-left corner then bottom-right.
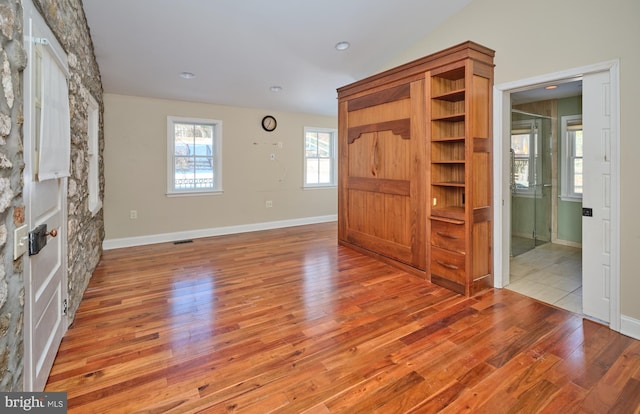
[[337, 41, 494, 296]]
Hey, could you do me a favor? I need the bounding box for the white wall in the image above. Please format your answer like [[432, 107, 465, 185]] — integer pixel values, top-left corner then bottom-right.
[[103, 94, 337, 244], [386, 0, 640, 320]]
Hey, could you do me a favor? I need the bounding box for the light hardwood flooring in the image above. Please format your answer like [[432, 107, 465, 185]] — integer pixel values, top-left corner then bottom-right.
[[45, 223, 640, 413]]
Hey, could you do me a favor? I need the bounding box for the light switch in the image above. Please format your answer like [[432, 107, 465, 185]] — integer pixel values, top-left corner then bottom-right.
[[14, 224, 29, 260]]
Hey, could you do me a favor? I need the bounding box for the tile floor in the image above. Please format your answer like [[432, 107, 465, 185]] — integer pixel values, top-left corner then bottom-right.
[[506, 242, 583, 314]]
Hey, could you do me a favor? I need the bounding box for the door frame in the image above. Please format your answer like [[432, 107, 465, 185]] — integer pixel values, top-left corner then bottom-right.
[[492, 60, 621, 332]]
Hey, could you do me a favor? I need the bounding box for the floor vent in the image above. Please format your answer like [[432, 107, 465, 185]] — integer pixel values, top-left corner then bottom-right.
[[174, 239, 194, 245]]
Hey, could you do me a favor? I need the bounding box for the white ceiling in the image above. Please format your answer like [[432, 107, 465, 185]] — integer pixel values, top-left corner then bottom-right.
[[82, 0, 472, 116]]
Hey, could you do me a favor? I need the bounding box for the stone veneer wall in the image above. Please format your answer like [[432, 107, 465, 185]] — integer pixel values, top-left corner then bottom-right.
[[0, 0, 104, 391]]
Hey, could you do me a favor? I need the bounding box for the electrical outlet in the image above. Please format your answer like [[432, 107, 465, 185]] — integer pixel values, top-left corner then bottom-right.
[[130, 210, 138, 219], [265, 200, 273, 208]]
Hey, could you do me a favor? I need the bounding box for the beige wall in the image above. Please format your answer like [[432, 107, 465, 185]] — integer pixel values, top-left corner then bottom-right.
[[386, 0, 639, 320], [103, 94, 337, 241]]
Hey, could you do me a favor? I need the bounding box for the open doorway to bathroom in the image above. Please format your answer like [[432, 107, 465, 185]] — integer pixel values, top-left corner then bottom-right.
[[506, 81, 584, 314]]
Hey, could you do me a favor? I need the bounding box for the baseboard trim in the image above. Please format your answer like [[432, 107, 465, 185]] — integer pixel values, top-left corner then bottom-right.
[[620, 314, 640, 340], [103, 215, 337, 250]]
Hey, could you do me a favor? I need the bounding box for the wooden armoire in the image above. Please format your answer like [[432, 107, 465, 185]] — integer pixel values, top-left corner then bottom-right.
[[337, 41, 494, 296]]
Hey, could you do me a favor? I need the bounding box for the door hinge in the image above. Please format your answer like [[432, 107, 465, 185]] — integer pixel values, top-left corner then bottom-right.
[[63, 299, 68, 315]]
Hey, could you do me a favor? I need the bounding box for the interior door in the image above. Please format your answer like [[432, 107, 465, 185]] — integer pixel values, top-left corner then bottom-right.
[[23, 1, 69, 391], [582, 70, 611, 323]]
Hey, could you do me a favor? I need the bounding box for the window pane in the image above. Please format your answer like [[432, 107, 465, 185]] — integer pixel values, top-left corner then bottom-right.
[[175, 123, 193, 139], [306, 158, 319, 184], [318, 158, 331, 183], [511, 134, 530, 156], [574, 159, 583, 194], [317, 132, 331, 157], [513, 159, 529, 189], [305, 133, 318, 158], [574, 131, 583, 157]]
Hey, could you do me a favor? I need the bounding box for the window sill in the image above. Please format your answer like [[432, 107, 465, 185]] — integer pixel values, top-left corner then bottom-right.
[[560, 195, 582, 203], [303, 185, 337, 190], [166, 190, 224, 198]]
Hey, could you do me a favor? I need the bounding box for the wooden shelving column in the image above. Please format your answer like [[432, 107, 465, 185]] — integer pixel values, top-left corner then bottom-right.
[[427, 58, 494, 296]]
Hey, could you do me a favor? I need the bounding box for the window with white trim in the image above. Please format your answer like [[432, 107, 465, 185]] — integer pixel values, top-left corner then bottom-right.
[[561, 115, 583, 200], [167, 116, 222, 195], [304, 127, 337, 188]]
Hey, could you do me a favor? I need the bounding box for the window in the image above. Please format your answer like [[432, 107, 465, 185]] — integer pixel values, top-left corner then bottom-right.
[[304, 127, 337, 188], [561, 115, 583, 200], [87, 94, 102, 214], [510, 120, 539, 195], [167, 116, 222, 195]]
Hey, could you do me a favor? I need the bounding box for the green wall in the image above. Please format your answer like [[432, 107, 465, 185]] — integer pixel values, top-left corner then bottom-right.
[[557, 96, 583, 244]]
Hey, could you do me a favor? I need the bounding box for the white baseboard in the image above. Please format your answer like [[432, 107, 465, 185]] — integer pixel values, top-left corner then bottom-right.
[[552, 239, 582, 248], [620, 314, 640, 340], [103, 215, 337, 250]]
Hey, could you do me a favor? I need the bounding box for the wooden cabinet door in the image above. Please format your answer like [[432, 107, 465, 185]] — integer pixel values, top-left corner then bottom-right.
[[338, 80, 425, 270]]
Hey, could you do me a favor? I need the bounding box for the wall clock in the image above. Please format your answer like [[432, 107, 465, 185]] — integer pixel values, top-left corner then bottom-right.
[[261, 115, 277, 132]]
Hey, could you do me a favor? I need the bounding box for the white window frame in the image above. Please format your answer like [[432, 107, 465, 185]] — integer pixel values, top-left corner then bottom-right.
[[166, 116, 223, 196], [560, 114, 583, 201], [303, 127, 337, 188], [87, 94, 102, 214]]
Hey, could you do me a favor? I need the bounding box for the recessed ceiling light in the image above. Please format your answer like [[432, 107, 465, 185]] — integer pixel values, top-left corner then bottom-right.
[[335, 41, 350, 51], [545, 85, 558, 90], [270, 85, 283, 92], [180, 72, 196, 79]]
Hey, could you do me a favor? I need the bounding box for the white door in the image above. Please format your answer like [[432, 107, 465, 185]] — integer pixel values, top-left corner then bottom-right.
[[582, 70, 612, 323], [23, 1, 69, 391]]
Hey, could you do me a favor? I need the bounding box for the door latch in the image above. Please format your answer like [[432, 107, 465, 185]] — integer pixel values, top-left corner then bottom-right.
[[28, 224, 58, 256]]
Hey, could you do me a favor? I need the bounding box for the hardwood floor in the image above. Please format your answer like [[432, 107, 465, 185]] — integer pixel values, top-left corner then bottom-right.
[[45, 222, 640, 413]]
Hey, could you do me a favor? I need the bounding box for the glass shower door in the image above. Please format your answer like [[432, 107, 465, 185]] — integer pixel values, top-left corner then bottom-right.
[[510, 123, 537, 256], [510, 117, 552, 257]]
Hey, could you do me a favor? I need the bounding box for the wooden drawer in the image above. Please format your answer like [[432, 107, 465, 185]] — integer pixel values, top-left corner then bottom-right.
[[431, 220, 465, 253], [430, 246, 466, 285]]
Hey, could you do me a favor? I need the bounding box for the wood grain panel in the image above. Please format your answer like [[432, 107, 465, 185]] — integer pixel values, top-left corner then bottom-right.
[[347, 177, 410, 196], [347, 99, 410, 127], [348, 119, 411, 143], [347, 130, 411, 180], [347, 83, 410, 112]]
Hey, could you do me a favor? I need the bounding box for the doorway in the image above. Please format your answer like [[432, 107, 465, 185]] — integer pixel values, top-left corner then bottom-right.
[[506, 86, 582, 313], [493, 61, 621, 331]]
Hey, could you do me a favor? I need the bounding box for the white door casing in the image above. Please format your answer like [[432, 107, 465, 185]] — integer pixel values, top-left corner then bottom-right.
[[493, 61, 620, 332], [22, 0, 69, 391]]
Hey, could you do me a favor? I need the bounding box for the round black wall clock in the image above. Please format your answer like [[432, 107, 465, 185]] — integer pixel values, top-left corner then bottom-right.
[[261, 115, 277, 132]]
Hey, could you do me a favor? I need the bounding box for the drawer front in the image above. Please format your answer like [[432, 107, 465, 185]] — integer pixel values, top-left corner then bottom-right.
[[430, 246, 466, 285], [431, 220, 465, 253]]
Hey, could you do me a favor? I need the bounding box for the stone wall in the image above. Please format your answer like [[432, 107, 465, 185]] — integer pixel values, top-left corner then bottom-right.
[[0, 0, 104, 391]]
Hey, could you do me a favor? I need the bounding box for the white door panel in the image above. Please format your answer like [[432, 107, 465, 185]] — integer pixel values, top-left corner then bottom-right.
[[23, 0, 69, 391], [582, 70, 611, 323]]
